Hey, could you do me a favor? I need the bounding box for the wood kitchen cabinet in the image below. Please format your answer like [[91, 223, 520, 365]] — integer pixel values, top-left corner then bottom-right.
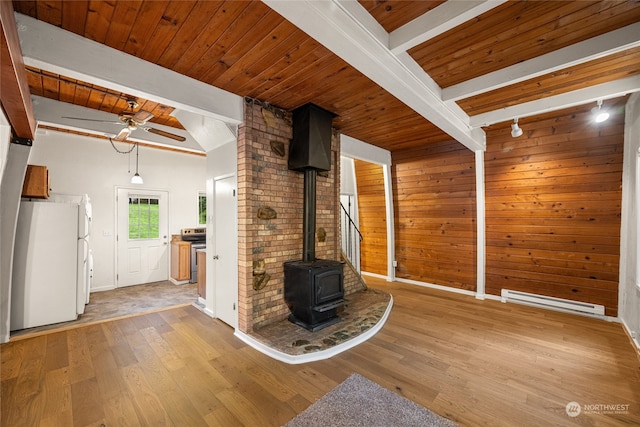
[[22, 165, 50, 199], [171, 240, 191, 283], [197, 249, 206, 298]]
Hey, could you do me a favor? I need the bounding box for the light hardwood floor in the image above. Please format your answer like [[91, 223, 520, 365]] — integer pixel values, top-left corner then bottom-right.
[[2, 277, 639, 426]]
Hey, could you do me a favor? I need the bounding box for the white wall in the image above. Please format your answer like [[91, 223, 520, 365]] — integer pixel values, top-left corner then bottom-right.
[[620, 93, 640, 350], [27, 130, 206, 291], [0, 110, 32, 343], [0, 110, 10, 178], [340, 156, 357, 196], [204, 140, 237, 317]]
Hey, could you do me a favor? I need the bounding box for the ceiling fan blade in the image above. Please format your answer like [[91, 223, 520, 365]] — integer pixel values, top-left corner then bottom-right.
[[62, 116, 121, 125], [114, 127, 131, 141], [143, 127, 186, 142], [132, 110, 154, 125]]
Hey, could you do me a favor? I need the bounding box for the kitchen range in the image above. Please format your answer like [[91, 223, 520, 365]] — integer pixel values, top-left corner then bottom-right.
[[180, 227, 206, 284]]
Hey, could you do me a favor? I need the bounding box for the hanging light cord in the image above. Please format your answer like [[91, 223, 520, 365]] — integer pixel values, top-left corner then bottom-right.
[[135, 142, 140, 172]]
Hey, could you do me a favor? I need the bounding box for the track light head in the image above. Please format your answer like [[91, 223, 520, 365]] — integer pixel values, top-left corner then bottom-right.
[[511, 118, 523, 138], [592, 99, 609, 123]]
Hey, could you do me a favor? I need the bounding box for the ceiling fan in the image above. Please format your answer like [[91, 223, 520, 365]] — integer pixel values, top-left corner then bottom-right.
[[63, 98, 186, 142]]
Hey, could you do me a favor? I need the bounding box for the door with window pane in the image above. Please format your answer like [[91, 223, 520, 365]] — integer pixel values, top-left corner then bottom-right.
[[117, 188, 169, 287]]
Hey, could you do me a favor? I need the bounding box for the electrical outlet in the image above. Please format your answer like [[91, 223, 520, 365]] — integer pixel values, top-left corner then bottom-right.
[[393, 260, 397, 268]]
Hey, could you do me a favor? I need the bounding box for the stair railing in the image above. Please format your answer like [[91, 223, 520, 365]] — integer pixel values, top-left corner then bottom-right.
[[340, 202, 363, 273]]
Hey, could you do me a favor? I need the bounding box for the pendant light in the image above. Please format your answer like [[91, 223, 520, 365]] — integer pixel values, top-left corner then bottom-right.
[[130, 142, 143, 184]]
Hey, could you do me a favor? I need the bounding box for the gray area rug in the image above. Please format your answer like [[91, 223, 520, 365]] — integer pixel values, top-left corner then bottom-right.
[[285, 373, 457, 427]]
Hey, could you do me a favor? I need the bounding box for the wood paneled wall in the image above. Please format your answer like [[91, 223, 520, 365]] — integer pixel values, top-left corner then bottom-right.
[[391, 141, 477, 290], [354, 159, 387, 275], [354, 100, 625, 317], [484, 99, 626, 316]]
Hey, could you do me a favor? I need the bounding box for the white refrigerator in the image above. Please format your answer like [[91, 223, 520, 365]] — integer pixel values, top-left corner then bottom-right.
[[11, 196, 92, 331], [48, 193, 93, 313]]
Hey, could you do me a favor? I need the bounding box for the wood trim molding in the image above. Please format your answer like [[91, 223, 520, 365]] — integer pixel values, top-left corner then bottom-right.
[[0, 2, 36, 138], [36, 125, 206, 157]]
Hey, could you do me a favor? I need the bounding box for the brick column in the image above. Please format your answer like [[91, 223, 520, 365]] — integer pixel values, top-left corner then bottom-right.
[[237, 99, 342, 332]]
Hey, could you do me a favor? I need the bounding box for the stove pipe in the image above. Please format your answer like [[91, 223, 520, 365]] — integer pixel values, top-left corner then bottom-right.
[[302, 169, 316, 262], [288, 103, 336, 262]]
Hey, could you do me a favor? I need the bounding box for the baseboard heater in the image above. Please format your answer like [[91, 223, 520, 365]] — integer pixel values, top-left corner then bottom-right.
[[500, 289, 605, 316]]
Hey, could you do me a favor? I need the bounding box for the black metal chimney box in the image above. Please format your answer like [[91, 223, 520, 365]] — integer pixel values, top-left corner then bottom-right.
[[288, 103, 335, 172]]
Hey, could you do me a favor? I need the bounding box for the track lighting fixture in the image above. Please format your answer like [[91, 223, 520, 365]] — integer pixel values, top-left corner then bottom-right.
[[592, 99, 610, 123], [511, 118, 523, 138], [130, 142, 143, 184]]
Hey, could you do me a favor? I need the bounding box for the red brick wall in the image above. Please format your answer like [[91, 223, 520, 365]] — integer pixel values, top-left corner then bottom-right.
[[238, 99, 343, 332]]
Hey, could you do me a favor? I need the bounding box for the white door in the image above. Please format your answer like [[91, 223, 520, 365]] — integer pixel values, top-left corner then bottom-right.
[[117, 188, 169, 287], [214, 176, 238, 328]]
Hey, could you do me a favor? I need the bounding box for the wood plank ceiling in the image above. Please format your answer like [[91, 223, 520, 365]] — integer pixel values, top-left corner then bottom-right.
[[11, 0, 640, 153]]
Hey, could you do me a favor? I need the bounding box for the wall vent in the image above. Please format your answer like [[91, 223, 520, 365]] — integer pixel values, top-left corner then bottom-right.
[[500, 289, 605, 316]]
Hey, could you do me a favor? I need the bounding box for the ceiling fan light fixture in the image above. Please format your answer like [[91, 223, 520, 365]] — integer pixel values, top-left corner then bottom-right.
[[592, 99, 610, 123], [511, 118, 523, 138], [62, 97, 184, 143]]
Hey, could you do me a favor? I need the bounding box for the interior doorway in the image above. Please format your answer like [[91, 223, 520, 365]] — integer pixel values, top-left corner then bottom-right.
[[116, 188, 169, 287], [353, 159, 388, 277]]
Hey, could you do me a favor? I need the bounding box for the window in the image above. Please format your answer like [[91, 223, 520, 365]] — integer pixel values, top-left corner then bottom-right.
[[129, 197, 160, 239], [198, 192, 206, 225]]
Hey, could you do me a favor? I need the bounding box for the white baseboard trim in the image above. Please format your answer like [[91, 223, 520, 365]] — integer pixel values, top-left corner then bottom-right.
[[89, 285, 115, 293], [190, 301, 215, 319], [394, 277, 477, 297], [234, 295, 394, 365], [360, 271, 391, 281], [390, 279, 621, 322], [169, 277, 189, 285], [620, 318, 640, 355]]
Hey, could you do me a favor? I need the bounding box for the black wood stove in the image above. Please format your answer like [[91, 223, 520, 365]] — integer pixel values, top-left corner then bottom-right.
[[284, 103, 345, 331]]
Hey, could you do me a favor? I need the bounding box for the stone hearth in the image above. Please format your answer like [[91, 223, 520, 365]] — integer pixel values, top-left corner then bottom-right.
[[246, 287, 391, 357]]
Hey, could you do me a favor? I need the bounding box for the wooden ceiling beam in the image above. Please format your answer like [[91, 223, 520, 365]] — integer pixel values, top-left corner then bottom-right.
[[0, 2, 36, 139], [444, 22, 640, 102], [15, 13, 243, 126], [264, 0, 486, 152], [469, 75, 640, 127], [389, 0, 506, 54]]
